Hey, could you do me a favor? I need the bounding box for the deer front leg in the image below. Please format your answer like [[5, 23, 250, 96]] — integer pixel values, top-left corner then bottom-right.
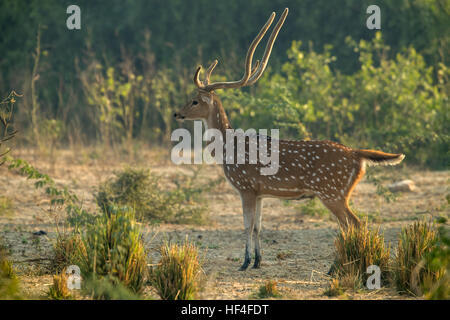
[[253, 197, 262, 269], [240, 193, 257, 271]]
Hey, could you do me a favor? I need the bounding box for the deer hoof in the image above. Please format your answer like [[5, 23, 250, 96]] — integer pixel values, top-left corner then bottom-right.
[[239, 260, 250, 271], [252, 257, 261, 269]]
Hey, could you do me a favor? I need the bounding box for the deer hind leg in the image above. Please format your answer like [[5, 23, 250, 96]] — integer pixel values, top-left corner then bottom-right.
[[252, 197, 263, 269], [322, 199, 360, 229], [322, 164, 364, 229], [240, 193, 257, 271], [321, 199, 360, 276]]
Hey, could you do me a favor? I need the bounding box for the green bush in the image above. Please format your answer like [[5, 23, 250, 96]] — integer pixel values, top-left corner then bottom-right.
[[149, 239, 203, 300], [222, 33, 449, 168], [393, 220, 445, 296], [96, 167, 213, 225], [76, 206, 148, 297]]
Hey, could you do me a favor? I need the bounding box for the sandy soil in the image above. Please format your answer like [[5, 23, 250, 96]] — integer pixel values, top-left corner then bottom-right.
[[0, 147, 448, 299]]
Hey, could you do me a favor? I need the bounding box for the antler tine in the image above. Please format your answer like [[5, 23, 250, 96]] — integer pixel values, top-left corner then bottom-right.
[[250, 60, 260, 77], [245, 8, 289, 86], [196, 12, 276, 91], [194, 66, 203, 88], [204, 59, 219, 85], [202, 59, 259, 87]]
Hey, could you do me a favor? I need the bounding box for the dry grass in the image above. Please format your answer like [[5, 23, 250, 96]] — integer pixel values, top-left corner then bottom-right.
[[0, 147, 448, 300], [332, 220, 390, 290], [47, 271, 71, 300], [0, 239, 20, 299]]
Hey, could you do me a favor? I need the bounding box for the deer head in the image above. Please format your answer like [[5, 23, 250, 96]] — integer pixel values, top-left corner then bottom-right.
[[173, 8, 289, 125]]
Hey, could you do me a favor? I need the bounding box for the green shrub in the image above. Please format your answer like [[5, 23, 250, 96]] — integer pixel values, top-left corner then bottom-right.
[[76, 206, 148, 296], [393, 220, 445, 296], [150, 239, 203, 300], [96, 167, 213, 225], [333, 221, 390, 289], [222, 33, 448, 168]]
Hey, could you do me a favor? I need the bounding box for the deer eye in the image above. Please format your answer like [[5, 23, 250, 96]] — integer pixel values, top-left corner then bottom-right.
[[192, 100, 198, 105]]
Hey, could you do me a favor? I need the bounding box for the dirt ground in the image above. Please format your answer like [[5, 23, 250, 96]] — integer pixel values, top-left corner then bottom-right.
[[0, 147, 448, 300]]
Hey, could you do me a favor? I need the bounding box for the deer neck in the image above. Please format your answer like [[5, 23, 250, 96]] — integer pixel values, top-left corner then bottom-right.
[[204, 97, 232, 139]]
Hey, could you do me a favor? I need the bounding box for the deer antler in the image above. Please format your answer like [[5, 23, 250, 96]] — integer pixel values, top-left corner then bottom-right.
[[194, 8, 288, 91]]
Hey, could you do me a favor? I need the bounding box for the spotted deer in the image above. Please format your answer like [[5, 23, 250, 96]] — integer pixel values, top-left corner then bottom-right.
[[174, 8, 405, 270]]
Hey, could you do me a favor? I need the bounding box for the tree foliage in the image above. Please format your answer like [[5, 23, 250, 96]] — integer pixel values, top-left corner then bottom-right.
[[0, 0, 448, 167]]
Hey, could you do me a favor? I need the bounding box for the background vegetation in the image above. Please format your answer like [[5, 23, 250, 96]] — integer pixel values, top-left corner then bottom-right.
[[1, 0, 448, 168]]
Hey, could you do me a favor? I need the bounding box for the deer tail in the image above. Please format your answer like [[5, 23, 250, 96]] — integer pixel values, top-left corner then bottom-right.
[[355, 149, 405, 167]]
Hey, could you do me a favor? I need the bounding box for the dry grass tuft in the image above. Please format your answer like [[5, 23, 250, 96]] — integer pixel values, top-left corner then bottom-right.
[[392, 219, 445, 296], [0, 240, 21, 299], [51, 233, 83, 273], [150, 238, 203, 300], [332, 220, 390, 290], [323, 278, 345, 297], [257, 280, 281, 298], [48, 271, 71, 300], [77, 206, 148, 297]]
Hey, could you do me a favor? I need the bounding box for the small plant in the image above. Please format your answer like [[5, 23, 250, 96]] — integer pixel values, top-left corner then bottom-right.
[[392, 219, 444, 296], [51, 233, 83, 273], [83, 276, 142, 300], [365, 170, 397, 203], [48, 272, 71, 300], [0, 196, 13, 216], [0, 240, 20, 299], [256, 280, 281, 298], [0, 91, 19, 163], [323, 278, 345, 297], [295, 198, 329, 219], [6, 156, 88, 227], [39, 118, 65, 171], [77, 206, 147, 296], [150, 238, 203, 300], [332, 220, 390, 289], [96, 167, 212, 225], [276, 251, 293, 260], [423, 222, 449, 300]]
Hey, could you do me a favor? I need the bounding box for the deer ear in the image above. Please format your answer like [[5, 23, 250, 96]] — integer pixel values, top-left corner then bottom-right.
[[200, 94, 213, 106]]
